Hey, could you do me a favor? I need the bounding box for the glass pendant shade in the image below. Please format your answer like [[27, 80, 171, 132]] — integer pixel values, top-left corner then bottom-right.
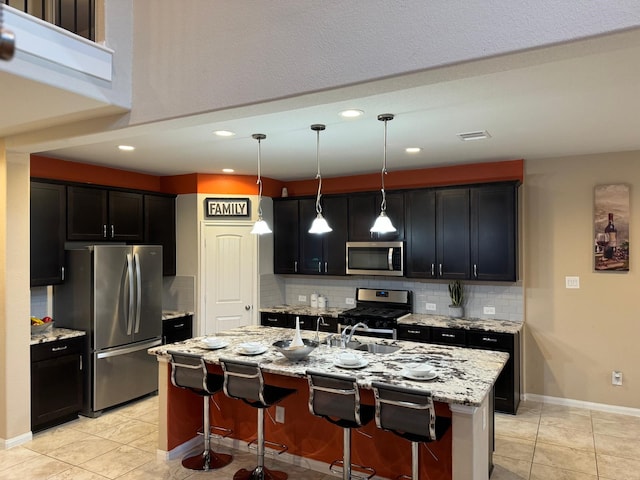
[[309, 213, 332, 234], [370, 211, 396, 233], [370, 113, 396, 233], [250, 218, 272, 235], [309, 124, 332, 234], [250, 133, 272, 235]]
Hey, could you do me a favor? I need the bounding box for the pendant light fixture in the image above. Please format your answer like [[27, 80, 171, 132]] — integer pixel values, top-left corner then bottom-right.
[[370, 113, 396, 233], [250, 133, 272, 235], [308, 123, 333, 234]]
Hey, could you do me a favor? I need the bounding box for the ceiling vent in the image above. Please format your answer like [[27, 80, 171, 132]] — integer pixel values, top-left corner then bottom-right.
[[457, 130, 491, 141]]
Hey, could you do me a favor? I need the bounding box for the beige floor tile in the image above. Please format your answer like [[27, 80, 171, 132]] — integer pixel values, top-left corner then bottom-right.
[[495, 434, 535, 462], [93, 418, 158, 444], [495, 415, 540, 441], [79, 445, 155, 479], [71, 413, 130, 435], [536, 424, 594, 452], [592, 416, 640, 440], [127, 430, 160, 453], [533, 443, 597, 476], [597, 453, 640, 480], [540, 412, 593, 432], [0, 445, 41, 471], [48, 466, 112, 479], [595, 432, 640, 460], [491, 454, 531, 479], [542, 403, 591, 418], [47, 435, 122, 465], [530, 463, 597, 480], [25, 424, 93, 453], [0, 453, 73, 478], [115, 458, 192, 480], [591, 410, 640, 424], [513, 401, 543, 424]]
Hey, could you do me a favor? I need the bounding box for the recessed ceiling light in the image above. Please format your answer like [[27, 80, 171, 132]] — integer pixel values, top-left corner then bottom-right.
[[405, 147, 422, 154], [339, 109, 364, 119], [222, 168, 234, 173], [213, 130, 236, 137], [457, 130, 491, 141], [118, 145, 135, 151]]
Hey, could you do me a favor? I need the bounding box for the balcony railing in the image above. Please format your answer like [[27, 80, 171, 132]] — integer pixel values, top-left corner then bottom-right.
[[2, 0, 95, 40]]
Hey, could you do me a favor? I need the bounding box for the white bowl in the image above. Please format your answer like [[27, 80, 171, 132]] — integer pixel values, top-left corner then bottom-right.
[[239, 342, 262, 353], [202, 336, 224, 347], [338, 352, 361, 365], [405, 363, 435, 377]]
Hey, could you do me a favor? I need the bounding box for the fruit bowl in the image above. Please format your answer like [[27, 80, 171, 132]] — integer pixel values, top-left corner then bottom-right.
[[273, 339, 318, 361], [31, 321, 54, 335]]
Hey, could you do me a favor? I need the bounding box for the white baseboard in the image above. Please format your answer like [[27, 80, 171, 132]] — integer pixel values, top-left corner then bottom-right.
[[523, 393, 640, 417], [1, 431, 33, 450]]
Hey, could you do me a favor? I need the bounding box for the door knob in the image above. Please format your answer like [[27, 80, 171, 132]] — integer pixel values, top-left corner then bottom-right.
[[245, 305, 251, 310]]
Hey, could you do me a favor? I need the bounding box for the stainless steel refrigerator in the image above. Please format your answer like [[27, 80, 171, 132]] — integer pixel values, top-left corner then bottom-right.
[[54, 245, 162, 417]]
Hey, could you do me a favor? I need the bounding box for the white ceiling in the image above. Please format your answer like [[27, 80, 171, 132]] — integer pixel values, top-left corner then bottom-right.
[[8, 29, 640, 182]]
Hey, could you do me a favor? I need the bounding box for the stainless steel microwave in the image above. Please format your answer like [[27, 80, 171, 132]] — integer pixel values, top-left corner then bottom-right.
[[345, 241, 404, 276]]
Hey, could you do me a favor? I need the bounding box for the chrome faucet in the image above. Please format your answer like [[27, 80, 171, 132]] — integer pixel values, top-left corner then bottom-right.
[[342, 322, 368, 347]]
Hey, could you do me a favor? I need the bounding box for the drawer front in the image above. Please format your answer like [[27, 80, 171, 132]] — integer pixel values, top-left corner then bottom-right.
[[430, 327, 466, 346], [397, 324, 430, 342], [31, 336, 84, 362], [466, 330, 512, 351], [260, 312, 291, 328], [162, 315, 193, 344]]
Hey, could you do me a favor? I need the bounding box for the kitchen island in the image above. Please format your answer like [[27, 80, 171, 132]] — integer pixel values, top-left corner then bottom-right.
[[149, 325, 508, 480]]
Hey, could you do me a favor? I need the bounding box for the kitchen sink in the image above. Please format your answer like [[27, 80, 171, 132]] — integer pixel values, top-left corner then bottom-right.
[[351, 343, 401, 354]]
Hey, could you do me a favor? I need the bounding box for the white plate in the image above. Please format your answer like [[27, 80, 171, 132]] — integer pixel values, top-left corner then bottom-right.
[[200, 341, 228, 350], [333, 358, 369, 369], [237, 345, 268, 356], [401, 370, 438, 381]]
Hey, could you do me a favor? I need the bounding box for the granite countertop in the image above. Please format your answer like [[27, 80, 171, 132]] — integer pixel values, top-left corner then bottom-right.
[[149, 325, 508, 408], [162, 311, 194, 321], [401, 314, 523, 335], [260, 306, 347, 318], [30, 327, 86, 345]]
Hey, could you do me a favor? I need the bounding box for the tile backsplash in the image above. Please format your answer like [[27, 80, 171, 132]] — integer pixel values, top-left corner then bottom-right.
[[261, 275, 523, 322]]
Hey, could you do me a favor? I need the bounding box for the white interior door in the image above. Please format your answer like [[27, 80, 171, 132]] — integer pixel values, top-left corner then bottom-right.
[[203, 224, 256, 334]]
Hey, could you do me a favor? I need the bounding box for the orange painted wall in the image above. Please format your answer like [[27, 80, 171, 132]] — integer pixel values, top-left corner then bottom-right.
[[167, 366, 453, 480], [31, 155, 521, 198]]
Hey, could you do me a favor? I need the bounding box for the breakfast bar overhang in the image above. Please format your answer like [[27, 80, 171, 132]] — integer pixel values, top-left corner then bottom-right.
[[149, 325, 509, 480]]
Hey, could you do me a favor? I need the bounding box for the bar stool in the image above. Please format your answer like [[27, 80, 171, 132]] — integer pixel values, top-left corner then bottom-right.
[[371, 381, 451, 480], [168, 351, 233, 471], [220, 358, 296, 480], [306, 370, 376, 480]]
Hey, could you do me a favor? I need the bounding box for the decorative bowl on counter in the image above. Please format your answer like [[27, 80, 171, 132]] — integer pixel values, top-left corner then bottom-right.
[[31, 322, 54, 335], [273, 338, 319, 361]]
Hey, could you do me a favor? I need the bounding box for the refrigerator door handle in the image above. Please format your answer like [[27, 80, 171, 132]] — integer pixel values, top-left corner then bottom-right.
[[133, 252, 142, 334], [96, 338, 162, 359], [126, 253, 135, 335]]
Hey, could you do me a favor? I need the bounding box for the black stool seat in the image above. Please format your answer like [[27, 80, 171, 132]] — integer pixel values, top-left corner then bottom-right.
[[307, 370, 376, 480], [371, 381, 451, 480], [169, 351, 233, 471], [221, 358, 296, 480]]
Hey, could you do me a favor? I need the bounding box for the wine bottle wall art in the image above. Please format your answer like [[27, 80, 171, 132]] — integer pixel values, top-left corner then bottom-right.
[[594, 184, 629, 271]]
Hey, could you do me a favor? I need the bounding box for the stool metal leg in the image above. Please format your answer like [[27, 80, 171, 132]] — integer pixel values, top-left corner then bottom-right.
[[182, 396, 232, 471], [412, 441, 419, 479], [343, 427, 351, 480]]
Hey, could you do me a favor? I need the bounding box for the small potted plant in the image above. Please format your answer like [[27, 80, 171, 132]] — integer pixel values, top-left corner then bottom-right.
[[448, 280, 465, 318]]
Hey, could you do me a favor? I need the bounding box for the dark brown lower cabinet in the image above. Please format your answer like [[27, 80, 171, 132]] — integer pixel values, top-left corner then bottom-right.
[[31, 336, 84, 432], [162, 315, 193, 344]]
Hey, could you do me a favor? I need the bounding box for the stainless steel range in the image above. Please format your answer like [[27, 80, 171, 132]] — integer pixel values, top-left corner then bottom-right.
[[338, 288, 413, 339]]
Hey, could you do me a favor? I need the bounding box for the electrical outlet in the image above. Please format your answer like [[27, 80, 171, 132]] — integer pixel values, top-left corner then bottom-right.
[[275, 406, 285, 423], [298, 295, 307, 302], [483, 306, 496, 315], [612, 371, 623, 386], [425, 302, 437, 311], [565, 276, 580, 289], [345, 297, 355, 305]]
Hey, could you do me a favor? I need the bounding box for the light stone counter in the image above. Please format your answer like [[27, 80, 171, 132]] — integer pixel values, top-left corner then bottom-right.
[[162, 310, 194, 321], [30, 327, 86, 345], [400, 313, 523, 335], [149, 324, 507, 408], [259, 305, 347, 318]]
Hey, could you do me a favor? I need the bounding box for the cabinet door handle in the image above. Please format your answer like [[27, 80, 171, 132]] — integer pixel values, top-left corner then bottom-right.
[[407, 330, 421, 334], [324, 262, 328, 273], [442, 333, 455, 338], [482, 337, 498, 343], [294, 261, 298, 273], [266, 317, 278, 323], [173, 323, 184, 329], [318, 262, 321, 273], [51, 345, 68, 352], [111, 225, 115, 238], [61, 266, 65, 281], [431, 264, 435, 277], [439, 264, 443, 276], [79, 355, 83, 370], [474, 264, 478, 278], [103, 224, 107, 238]]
